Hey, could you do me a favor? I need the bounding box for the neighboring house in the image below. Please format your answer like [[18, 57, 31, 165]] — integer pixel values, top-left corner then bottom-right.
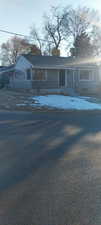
[[0, 65, 15, 75], [8, 54, 101, 94], [0, 65, 15, 88]]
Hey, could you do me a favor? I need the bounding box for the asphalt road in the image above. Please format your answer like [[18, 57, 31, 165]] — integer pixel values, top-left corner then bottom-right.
[[0, 111, 101, 225]]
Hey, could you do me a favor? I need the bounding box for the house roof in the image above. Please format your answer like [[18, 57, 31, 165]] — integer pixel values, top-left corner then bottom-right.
[[0, 64, 15, 73], [22, 54, 99, 69]]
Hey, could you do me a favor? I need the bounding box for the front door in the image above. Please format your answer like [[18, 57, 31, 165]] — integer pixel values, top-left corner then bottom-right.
[[67, 70, 74, 88], [59, 70, 65, 87]]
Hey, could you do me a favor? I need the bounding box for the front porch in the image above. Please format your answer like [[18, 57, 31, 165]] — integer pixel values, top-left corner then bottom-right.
[[58, 68, 98, 95]]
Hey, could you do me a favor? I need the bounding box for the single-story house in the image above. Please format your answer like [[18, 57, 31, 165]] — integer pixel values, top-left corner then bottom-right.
[[8, 54, 101, 94]]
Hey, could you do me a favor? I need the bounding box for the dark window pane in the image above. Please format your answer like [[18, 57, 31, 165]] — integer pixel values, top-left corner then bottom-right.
[[32, 69, 46, 81], [27, 69, 31, 80], [59, 70, 65, 87]]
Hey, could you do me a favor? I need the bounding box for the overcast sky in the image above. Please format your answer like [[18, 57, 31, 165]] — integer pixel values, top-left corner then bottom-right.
[[0, 0, 101, 54]]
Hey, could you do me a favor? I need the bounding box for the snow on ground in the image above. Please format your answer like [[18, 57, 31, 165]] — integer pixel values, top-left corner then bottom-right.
[[32, 95, 101, 110], [16, 104, 27, 106]]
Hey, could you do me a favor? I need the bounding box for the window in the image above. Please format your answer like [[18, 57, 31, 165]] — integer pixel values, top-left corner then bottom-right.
[[15, 70, 25, 80], [32, 69, 46, 81], [80, 70, 92, 81], [26, 69, 31, 80]]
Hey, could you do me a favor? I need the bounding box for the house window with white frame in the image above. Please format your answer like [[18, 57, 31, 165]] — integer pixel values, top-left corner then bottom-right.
[[32, 69, 46, 81], [80, 70, 93, 81]]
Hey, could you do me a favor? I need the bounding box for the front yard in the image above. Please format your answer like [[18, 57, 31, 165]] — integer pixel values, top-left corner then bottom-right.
[[1, 89, 101, 111], [0, 89, 34, 111]]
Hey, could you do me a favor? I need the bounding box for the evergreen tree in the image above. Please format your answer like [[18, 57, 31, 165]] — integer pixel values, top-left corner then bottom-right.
[[70, 32, 94, 57]]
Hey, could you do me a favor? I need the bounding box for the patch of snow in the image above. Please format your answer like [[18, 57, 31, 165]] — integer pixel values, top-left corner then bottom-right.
[[80, 96, 91, 99], [16, 104, 27, 107], [32, 95, 101, 110]]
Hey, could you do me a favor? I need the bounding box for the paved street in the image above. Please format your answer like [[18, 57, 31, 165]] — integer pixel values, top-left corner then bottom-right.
[[0, 111, 101, 225]]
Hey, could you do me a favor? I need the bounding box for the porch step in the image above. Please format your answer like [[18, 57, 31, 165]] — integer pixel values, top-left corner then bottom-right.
[[66, 88, 78, 97]]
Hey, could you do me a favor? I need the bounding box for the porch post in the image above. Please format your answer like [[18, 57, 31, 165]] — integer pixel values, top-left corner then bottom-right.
[[65, 69, 67, 87], [73, 70, 75, 88], [31, 67, 33, 81]]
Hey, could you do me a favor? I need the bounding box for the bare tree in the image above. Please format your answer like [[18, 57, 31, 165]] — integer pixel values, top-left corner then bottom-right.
[[63, 6, 100, 55], [30, 44, 42, 55], [1, 36, 30, 65], [43, 6, 70, 52], [67, 7, 91, 42], [30, 26, 45, 54], [43, 42, 52, 56]]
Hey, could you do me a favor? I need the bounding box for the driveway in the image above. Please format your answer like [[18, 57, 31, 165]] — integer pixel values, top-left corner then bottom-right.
[[0, 111, 101, 225]]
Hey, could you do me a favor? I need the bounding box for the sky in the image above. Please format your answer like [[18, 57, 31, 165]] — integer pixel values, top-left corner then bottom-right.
[[0, 0, 101, 54]]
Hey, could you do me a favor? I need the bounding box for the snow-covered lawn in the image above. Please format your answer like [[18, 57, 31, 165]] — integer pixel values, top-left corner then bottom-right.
[[32, 95, 101, 110]]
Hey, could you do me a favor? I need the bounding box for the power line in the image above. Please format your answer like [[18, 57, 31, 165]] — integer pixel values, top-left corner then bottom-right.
[[0, 29, 53, 44], [0, 29, 27, 38]]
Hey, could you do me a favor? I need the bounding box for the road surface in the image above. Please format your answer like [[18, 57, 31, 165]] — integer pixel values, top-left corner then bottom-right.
[[0, 111, 101, 225]]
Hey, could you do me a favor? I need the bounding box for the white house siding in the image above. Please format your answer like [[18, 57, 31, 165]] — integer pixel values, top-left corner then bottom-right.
[[10, 79, 32, 89], [98, 66, 101, 81], [15, 56, 32, 71], [10, 56, 33, 89]]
